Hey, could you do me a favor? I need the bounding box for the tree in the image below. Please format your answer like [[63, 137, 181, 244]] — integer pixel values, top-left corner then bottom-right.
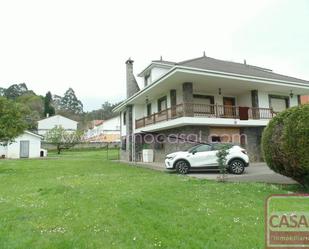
[[60, 88, 83, 114], [16, 92, 44, 130], [216, 144, 229, 182], [262, 104, 309, 187], [4, 83, 29, 100], [0, 97, 28, 144], [0, 87, 5, 96], [45, 127, 82, 154], [44, 91, 55, 117]]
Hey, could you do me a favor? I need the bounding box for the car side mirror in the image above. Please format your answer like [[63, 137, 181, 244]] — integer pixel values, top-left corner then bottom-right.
[[192, 150, 197, 155]]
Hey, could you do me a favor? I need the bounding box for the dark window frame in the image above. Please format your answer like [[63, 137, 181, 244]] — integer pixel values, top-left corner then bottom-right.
[[268, 94, 290, 110], [147, 103, 152, 117]]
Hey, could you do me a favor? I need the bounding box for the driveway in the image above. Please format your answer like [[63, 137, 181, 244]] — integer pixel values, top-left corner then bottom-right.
[[188, 162, 297, 184], [122, 161, 297, 184]]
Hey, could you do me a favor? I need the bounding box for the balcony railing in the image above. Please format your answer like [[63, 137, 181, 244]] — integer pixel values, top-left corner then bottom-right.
[[135, 103, 276, 129]]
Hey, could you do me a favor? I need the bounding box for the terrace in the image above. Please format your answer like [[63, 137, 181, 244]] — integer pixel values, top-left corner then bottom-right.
[[135, 103, 276, 129]]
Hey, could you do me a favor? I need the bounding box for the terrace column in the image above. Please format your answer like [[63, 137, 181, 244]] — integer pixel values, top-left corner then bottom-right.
[[251, 90, 260, 119], [182, 82, 194, 117], [170, 89, 177, 118]]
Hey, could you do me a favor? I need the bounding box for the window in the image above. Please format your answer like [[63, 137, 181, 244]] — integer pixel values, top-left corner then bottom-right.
[[269, 95, 289, 112], [123, 111, 126, 125], [157, 96, 167, 112], [188, 144, 211, 153], [193, 94, 214, 104], [211, 136, 221, 142], [193, 94, 215, 114], [147, 103, 152, 116]]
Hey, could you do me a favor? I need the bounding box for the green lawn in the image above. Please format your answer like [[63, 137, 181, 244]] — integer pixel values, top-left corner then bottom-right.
[[0, 150, 303, 249]]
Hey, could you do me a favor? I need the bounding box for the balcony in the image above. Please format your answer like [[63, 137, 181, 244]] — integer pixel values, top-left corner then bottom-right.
[[135, 103, 276, 129]]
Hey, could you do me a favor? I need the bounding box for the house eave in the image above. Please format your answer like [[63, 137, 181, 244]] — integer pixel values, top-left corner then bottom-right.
[[137, 62, 174, 77]]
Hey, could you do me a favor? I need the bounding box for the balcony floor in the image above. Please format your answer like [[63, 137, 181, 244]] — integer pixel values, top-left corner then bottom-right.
[[135, 116, 269, 133]]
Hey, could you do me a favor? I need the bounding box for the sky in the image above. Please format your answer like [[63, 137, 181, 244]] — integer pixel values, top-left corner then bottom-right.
[[0, 0, 308, 111]]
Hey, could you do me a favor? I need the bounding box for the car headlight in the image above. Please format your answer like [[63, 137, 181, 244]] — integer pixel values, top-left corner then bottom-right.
[[166, 155, 176, 160]]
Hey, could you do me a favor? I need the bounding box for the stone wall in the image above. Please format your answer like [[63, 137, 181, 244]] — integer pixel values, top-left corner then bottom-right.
[[137, 126, 210, 162], [42, 142, 120, 150], [240, 127, 264, 162], [121, 125, 265, 163]]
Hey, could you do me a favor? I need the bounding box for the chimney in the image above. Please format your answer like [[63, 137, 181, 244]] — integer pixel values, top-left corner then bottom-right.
[[126, 58, 140, 98]]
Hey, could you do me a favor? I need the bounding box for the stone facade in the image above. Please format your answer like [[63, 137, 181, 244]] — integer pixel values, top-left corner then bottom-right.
[[123, 125, 265, 163], [240, 127, 264, 162]]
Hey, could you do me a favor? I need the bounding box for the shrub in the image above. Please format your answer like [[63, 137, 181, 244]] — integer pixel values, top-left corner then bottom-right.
[[262, 104, 309, 187]]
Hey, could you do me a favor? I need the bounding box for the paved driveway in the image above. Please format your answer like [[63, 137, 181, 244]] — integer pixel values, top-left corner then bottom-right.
[[123, 161, 297, 184], [188, 162, 297, 184]]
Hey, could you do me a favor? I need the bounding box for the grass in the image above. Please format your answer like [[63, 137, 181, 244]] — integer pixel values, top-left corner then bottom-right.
[[0, 150, 304, 249]]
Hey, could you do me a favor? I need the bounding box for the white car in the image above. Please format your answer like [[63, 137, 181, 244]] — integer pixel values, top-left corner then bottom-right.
[[165, 143, 249, 174]]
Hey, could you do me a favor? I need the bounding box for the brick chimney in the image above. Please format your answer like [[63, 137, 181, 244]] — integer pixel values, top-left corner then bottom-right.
[[126, 58, 140, 98]]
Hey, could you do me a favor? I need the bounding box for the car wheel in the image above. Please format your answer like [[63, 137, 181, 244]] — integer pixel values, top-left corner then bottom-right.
[[175, 160, 190, 174], [229, 159, 245, 175]]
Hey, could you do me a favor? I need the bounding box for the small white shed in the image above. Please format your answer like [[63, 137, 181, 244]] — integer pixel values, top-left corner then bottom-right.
[[0, 131, 43, 159]]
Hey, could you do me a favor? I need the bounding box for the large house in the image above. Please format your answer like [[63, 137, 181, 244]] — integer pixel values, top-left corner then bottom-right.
[[114, 55, 309, 162], [37, 115, 78, 137]]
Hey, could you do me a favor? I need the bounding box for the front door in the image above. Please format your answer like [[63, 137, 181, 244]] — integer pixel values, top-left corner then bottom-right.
[[20, 141, 30, 158], [223, 97, 236, 117]]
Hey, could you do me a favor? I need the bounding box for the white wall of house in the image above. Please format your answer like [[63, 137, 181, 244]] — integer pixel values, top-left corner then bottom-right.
[[0, 132, 42, 159], [98, 116, 120, 131], [121, 111, 127, 137], [38, 115, 78, 136], [150, 67, 170, 83], [259, 91, 271, 108], [290, 96, 298, 106], [258, 91, 297, 109], [238, 92, 252, 106]]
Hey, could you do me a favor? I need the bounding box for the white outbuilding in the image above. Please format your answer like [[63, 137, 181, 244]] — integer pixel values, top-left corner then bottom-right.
[[0, 131, 43, 159]]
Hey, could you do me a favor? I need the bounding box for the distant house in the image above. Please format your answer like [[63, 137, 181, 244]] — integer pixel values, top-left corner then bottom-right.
[[38, 115, 78, 137], [0, 131, 43, 159], [301, 96, 309, 104], [89, 120, 104, 129], [84, 116, 120, 142]]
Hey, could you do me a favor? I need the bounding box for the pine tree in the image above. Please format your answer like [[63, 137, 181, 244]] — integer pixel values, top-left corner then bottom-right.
[[60, 88, 83, 114], [44, 91, 55, 117]]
